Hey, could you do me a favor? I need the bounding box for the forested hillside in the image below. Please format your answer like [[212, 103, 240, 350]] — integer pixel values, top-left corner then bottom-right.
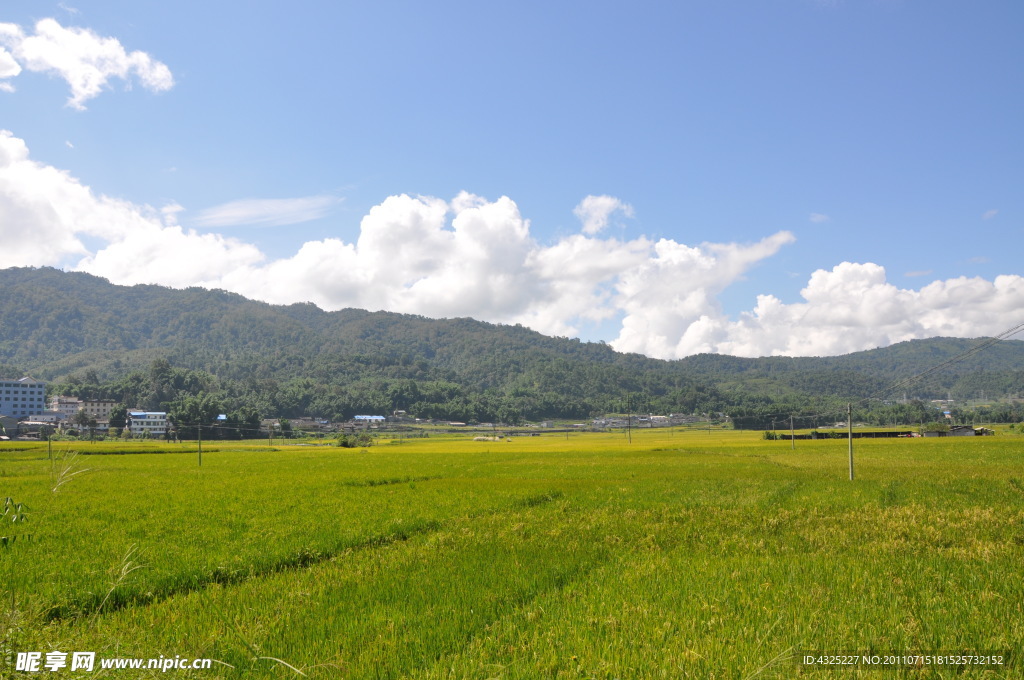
[[1, 267, 1021, 425]]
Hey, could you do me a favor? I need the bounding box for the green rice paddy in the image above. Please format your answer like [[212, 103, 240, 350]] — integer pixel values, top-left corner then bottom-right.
[[2, 430, 1022, 678]]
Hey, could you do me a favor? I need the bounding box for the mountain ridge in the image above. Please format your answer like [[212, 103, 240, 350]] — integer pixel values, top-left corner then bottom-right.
[[1, 267, 1021, 422]]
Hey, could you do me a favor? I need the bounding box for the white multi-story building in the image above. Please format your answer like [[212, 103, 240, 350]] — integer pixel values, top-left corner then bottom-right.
[[50, 396, 83, 421], [127, 411, 168, 437], [0, 377, 47, 419]]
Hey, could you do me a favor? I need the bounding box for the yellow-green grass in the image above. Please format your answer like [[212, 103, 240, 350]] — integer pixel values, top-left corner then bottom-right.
[[3, 430, 1022, 678]]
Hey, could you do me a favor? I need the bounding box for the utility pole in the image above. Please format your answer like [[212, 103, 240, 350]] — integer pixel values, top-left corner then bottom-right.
[[848, 403, 854, 481], [626, 393, 632, 444], [790, 415, 795, 450], [198, 422, 202, 467]]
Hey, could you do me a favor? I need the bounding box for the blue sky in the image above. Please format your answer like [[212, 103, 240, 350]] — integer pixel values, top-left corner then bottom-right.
[[1, 1, 1021, 358]]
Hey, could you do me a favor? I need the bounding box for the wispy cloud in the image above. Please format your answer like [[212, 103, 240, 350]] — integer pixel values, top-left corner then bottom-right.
[[193, 195, 342, 228], [982, 209, 998, 220], [809, 213, 830, 224], [904, 270, 933, 278]]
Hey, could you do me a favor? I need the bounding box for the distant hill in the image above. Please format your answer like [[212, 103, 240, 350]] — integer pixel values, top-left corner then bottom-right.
[[0, 267, 1021, 422], [680, 338, 1024, 399]]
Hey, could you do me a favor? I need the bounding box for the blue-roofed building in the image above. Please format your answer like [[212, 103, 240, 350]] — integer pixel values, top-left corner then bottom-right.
[[352, 415, 386, 430], [127, 411, 168, 437]]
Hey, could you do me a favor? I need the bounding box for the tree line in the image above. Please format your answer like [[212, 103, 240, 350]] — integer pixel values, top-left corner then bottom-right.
[[38, 357, 1021, 440]]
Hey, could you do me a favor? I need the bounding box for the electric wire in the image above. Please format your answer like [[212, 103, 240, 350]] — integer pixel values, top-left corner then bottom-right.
[[729, 321, 1024, 427]]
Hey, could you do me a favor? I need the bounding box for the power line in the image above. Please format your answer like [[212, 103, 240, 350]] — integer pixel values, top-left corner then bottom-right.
[[730, 323, 1024, 425], [865, 322, 1024, 403]]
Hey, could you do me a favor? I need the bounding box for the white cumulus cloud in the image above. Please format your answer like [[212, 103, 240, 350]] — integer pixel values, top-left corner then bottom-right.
[[2, 130, 1020, 359], [0, 18, 172, 109], [663, 263, 1024, 358], [78, 224, 264, 289], [574, 194, 634, 235], [610, 232, 797, 358], [215, 194, 796, 343], [0, 130, 262, 284], [224, 192, 550, 326], [0, 37, 20, 93], [0, 46, 21, 77]]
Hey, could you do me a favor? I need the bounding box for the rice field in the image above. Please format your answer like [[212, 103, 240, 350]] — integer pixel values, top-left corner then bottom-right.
[[2, 430, 1022, 678]]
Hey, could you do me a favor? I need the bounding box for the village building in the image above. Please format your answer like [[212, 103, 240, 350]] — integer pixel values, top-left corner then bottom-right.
[[25, 410, 62, 424], [0, 414, 18, 438], [353, 415, 387, 429], [80, 400, 118, 422], [48, 396, 119, 425], [50, 396, 83, 421], [0, 377, 47, 419], [127, 411, 168, 437]]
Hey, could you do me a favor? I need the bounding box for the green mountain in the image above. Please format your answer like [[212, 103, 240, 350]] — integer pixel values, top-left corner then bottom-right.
[[1, 267, 1021, 424]]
